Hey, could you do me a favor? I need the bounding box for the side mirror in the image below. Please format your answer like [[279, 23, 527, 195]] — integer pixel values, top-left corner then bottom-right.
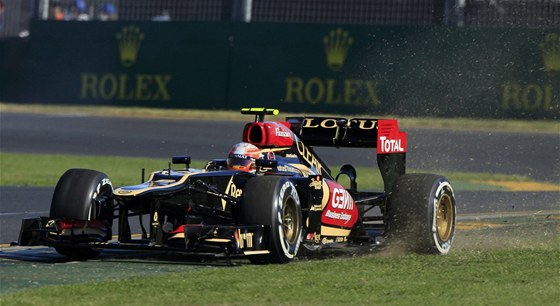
[[172, 156, 191, 168]]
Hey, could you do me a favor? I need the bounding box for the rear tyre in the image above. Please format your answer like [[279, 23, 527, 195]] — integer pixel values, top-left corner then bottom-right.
[[385, 174, 456, 254], [50, 169, 114, 260], [241, 176, 302, 264]]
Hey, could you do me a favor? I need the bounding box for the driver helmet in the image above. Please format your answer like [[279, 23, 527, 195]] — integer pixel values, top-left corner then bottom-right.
[[227, 142, 262, 172]]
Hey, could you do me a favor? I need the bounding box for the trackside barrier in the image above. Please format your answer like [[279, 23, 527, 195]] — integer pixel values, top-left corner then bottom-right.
[[228, 24, 559, 119], [21, 21, 231, 109], [0, 20, 558, 119]]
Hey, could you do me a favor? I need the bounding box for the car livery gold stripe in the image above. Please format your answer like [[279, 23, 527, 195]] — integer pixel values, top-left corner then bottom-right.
[[243, 250, 270, 255], [113, 171, 194, 196], [320, 226, 352, 236]]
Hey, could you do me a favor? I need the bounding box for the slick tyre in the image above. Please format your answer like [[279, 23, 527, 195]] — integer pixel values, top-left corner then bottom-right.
[[50, 169, 114, 259], [386, 174, 456, 254], [241, 176, 303, 264]]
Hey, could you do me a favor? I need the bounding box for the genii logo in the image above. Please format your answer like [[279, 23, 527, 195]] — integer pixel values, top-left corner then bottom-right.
[[332, 188, 354, 210], [321, 181, 358, 228], [377, 120, 407, 154]]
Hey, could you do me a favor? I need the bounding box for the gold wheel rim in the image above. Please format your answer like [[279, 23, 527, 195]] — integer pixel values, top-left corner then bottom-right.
[[283, 199, 298, 244], [436, 194, 454, 241]]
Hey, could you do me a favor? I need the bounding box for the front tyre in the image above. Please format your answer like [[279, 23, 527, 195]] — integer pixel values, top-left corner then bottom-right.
[[50, 169, 114, 259], [386, 174, 456, 254], [241, 176, 303, 264]]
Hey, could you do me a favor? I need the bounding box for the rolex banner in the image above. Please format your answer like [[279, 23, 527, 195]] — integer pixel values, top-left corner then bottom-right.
[[24, 21, 231, 108], [228, 24, 559, 119], [14, 20, 560, 119]]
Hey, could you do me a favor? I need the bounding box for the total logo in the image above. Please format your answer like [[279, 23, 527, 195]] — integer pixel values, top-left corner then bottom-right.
[[379, 136, 404, 153], [377, 120, 407, 154]]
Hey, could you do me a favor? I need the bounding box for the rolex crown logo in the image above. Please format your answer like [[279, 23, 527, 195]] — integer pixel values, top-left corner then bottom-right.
[[323, 28, 354, 72], [539, 33, 560, 74], [116, 25, 144, 67]]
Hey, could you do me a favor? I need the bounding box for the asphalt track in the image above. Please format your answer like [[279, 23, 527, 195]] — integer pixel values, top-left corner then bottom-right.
[[2, 112, 559, 182]]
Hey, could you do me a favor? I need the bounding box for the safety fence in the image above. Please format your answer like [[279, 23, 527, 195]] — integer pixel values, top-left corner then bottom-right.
[[464, 0, 560, 27], [2, 0, 560, 38]]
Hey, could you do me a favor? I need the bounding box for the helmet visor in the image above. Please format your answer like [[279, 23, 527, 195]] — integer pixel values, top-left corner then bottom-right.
[[227, 157, 255, 171]]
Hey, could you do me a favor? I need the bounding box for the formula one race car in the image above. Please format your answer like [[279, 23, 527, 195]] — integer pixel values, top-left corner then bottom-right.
[[18, 108, 456, 263]]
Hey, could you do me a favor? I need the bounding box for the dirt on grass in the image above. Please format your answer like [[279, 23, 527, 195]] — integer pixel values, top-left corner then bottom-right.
[[453, 215, 559, 252]]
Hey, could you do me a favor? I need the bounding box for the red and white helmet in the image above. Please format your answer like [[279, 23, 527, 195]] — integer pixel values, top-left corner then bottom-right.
[[227, 142, 262, 172]]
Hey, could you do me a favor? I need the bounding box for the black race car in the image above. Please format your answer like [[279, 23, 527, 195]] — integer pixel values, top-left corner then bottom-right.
[[18, 108, 456, 263]]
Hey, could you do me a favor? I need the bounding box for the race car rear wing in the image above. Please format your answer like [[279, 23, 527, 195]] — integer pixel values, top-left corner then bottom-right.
[[287, 116, 407, 193], [286, 116, 406, 153]]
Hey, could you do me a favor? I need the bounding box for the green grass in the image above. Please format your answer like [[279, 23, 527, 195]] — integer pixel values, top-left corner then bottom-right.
[[1, 248, 558, 305], [0, 152, 204, 187], [2, 216, 558, 304], [0, 217, 560, 306], [0, 152, 534, 190]]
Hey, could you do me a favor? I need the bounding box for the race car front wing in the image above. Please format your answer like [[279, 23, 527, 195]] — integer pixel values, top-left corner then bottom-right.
[[18, 217, 270, 258]]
